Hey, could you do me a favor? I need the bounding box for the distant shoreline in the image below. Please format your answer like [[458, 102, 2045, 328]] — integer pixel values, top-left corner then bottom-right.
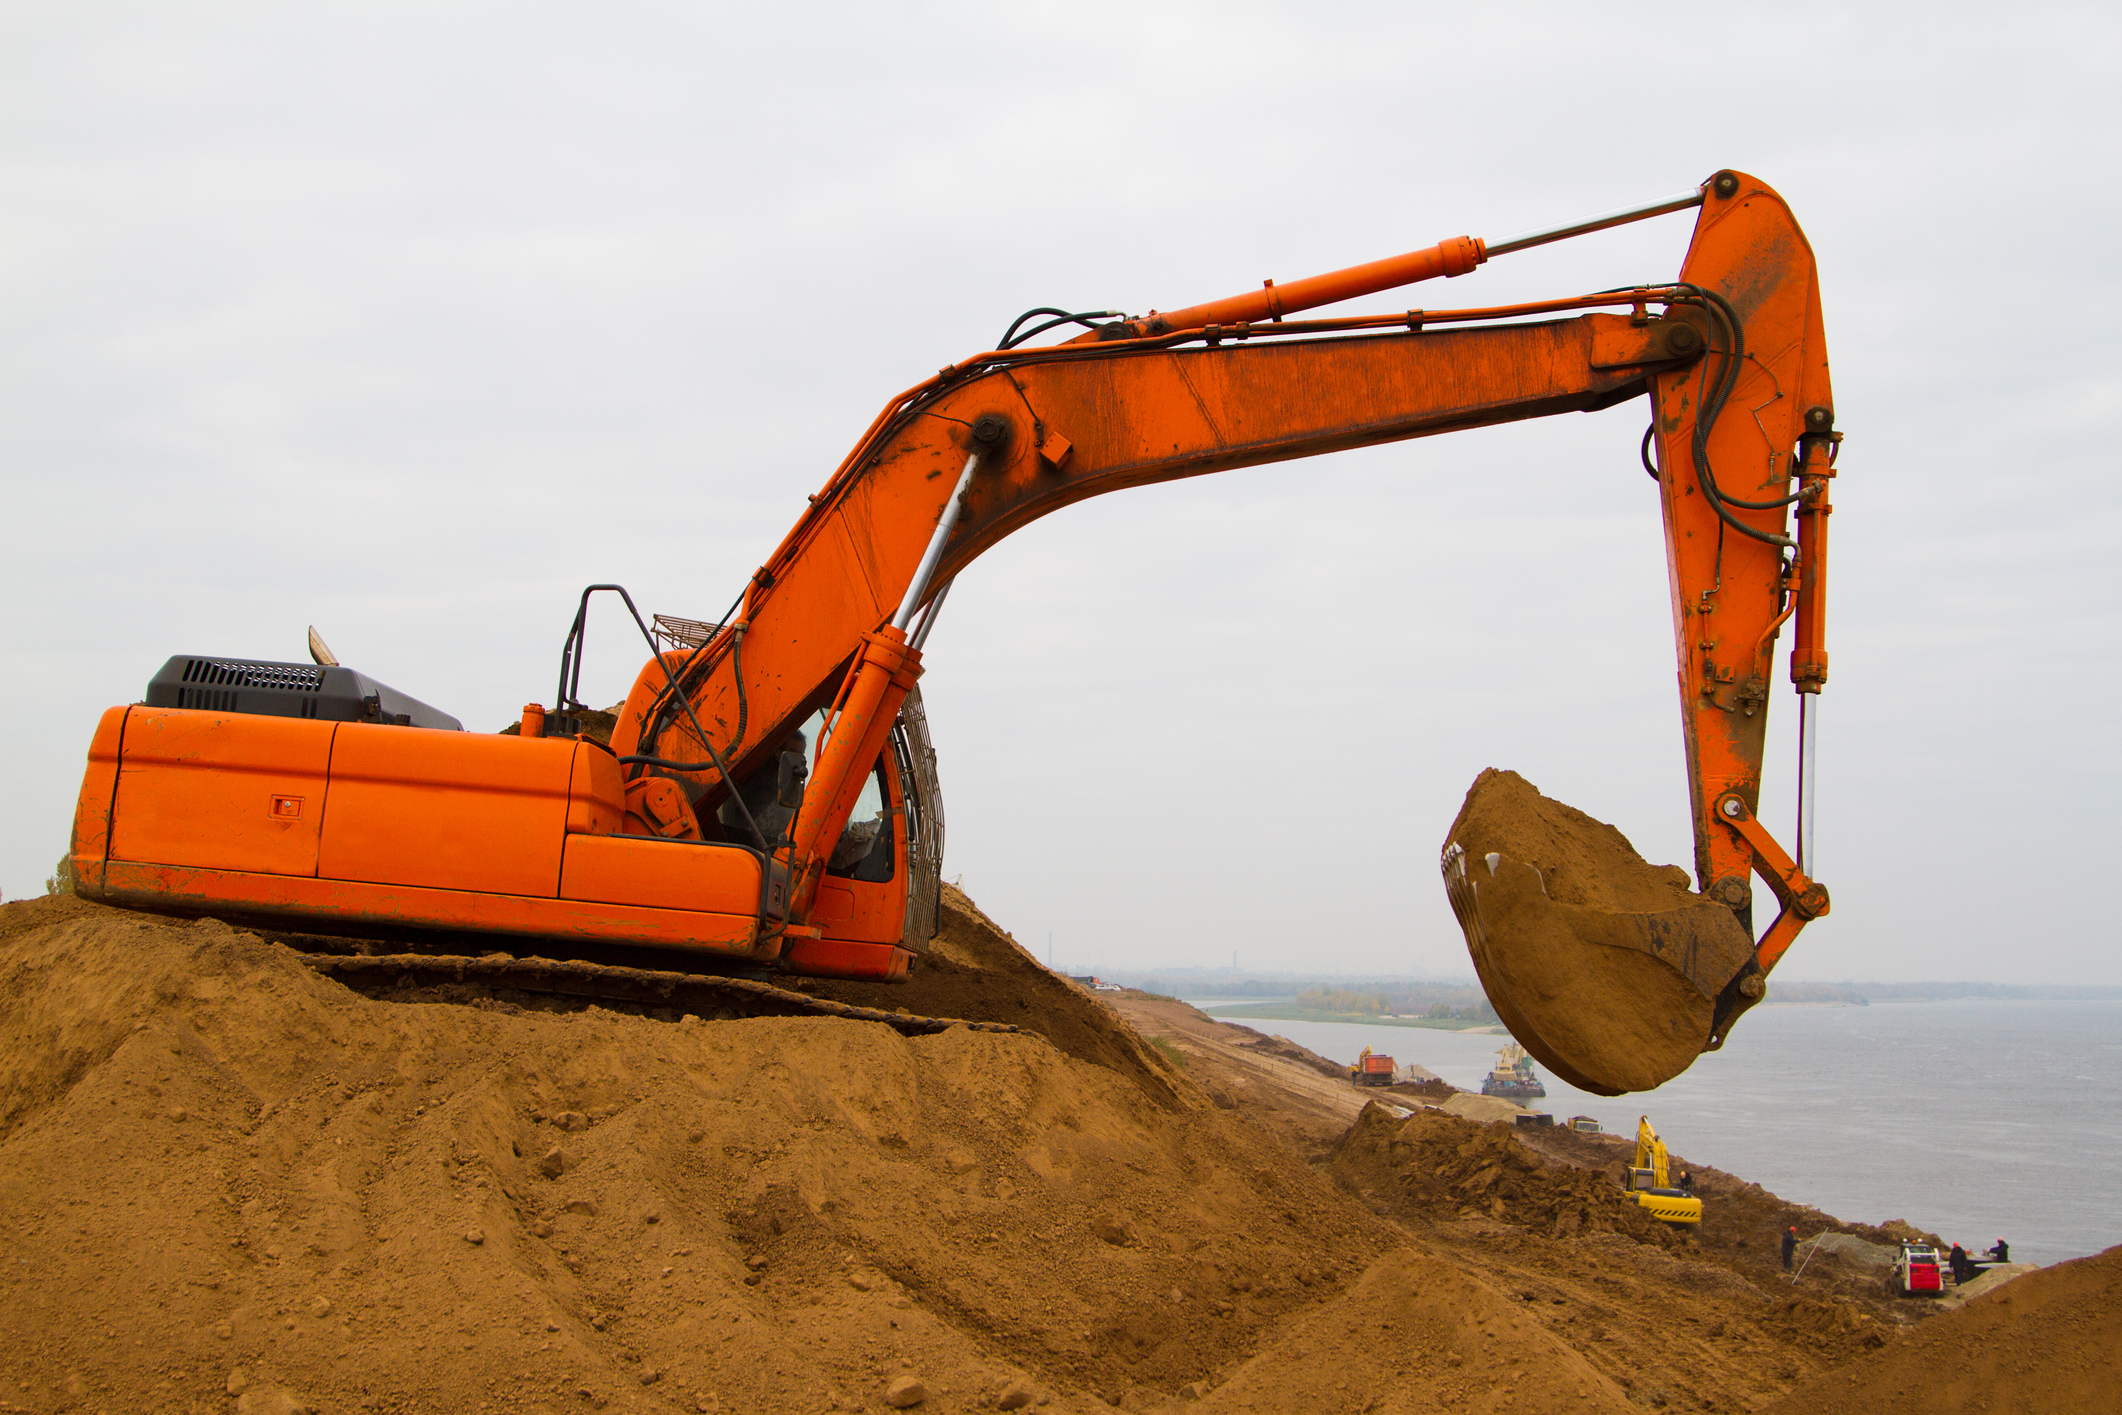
[[1202, 1003, 1503, 1031]]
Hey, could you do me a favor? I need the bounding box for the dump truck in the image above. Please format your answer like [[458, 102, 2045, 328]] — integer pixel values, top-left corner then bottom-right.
[[1351, 1048, 1396, 1088]]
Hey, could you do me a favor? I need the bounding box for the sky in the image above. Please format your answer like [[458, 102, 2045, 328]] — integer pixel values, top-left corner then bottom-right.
[[3, 3, 2117, 983]]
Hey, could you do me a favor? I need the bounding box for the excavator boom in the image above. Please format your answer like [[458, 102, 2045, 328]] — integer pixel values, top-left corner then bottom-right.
[[71, 170, 1836, 1093]]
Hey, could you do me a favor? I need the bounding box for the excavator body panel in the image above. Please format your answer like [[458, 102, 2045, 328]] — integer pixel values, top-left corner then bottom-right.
[[73, 704, 781, 958], [108, 708, 335, 877], [1632, 1192, 1703, 1227]]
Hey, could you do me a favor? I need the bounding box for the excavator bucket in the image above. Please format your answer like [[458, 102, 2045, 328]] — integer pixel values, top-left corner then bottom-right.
[[1441, 770, 1756, 1096]]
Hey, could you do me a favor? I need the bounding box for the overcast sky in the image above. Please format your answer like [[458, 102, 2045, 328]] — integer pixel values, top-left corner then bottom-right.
[[4, 3, 2116, 983]]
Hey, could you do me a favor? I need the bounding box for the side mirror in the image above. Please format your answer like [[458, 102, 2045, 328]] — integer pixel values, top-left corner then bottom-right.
[[776, 750, 808, 809]]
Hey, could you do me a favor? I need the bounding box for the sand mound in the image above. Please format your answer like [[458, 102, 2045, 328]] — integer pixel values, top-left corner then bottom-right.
[[1227, 1030, 1347, 1081], [5, 887, 2071, 1415], [1765, 1245, 2122, 1414], [1444, 769, 1754, 1094], [1332, 1103, 1673, 1243], [802, 884, 1185, 1106], [1196, 1247, 1630, 1414], [1326, 1102, 1935, 1410], [1438, 1093, 1528, 1124], [0, 894, 1402, 1413], [1516, 1124, 1970, 1325]]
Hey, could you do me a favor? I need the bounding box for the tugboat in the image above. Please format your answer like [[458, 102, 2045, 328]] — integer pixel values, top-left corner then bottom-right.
[[1481, 1042, 1547, 1100]]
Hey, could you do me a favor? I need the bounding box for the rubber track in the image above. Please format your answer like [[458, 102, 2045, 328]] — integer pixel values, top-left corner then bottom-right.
[[301, 952, 1021, 1037]]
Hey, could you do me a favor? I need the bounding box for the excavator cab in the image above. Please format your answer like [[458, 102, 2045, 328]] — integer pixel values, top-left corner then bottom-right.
[[773, 689, 946, 982]]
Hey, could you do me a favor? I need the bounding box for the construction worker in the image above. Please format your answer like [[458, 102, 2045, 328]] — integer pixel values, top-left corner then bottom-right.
[[1949, 1242, 1972, 1284], [1987, 1238, 2011, 1264], [1781, 1226, 1797, 1271]]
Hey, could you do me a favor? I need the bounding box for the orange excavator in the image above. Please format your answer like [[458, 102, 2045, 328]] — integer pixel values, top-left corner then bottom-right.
[[67, 169, 1835, 1093]]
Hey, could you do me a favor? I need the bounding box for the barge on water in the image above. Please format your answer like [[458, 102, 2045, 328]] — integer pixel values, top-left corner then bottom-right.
[[1481, 1042, 1547, 1100]]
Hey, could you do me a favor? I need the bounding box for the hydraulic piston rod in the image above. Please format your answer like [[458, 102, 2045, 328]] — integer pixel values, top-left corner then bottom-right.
[[1486, 188, 1708, 257], [1075, 180, 1713, 340]]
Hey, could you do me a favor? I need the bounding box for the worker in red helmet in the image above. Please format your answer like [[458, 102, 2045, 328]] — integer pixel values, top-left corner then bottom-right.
[[1781, 1226, 1797, 1271]]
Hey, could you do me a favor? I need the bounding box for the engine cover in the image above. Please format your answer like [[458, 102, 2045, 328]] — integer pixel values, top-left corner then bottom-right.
[[145, 655, 462, 731]]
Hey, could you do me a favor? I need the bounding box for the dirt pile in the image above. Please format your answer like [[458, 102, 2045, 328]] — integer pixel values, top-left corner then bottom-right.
[[1443, 769, 1753, 1094], [801, 885, 1183, 1105], [1097, 994, 1377, 1157], [1, 887, 2093, 1415], [1224, 1031, 1345, 1081], [0, 893, 1408, 1414], [1332, 1103, 1674, 1243], [1514, 1123, 1946, 1315], [1764, 1245, 2122, 1414], [1327, 1102, 1921, 1410]]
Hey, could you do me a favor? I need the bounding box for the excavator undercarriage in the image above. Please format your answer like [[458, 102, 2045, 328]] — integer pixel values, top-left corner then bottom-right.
[[69, 169, 1839, 1093]]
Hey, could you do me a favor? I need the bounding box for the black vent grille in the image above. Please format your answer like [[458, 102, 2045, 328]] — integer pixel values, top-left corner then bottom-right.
[[146, 653, 461, 730], [179, 658, 325, 693], [176, 687, 239, 712]]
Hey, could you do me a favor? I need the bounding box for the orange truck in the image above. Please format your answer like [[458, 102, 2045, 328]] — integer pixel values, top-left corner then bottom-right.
[[67, 170, 1837, 1095], [1351, 1049, 1397, 1088]]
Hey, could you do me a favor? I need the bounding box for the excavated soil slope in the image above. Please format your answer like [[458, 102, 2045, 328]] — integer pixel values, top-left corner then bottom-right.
[[1514, 1124, 1947, 1304], [1763, 1244, 2122, 1414], [3, 889, 2109, 1415], [1329, 1103, 1921, 1411], [799, 886, 1180, 1105], [0, 894, 1648, 1415], [1100, 993, 1376, 1157]]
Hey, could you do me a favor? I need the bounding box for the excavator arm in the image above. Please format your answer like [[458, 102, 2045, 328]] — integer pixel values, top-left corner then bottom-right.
[[616, 303, 1691, 880], [614, 169, 1833, 1093]]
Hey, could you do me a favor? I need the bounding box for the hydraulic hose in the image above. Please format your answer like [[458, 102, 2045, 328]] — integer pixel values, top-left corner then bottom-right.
[[1669, 286, 1797, 548]]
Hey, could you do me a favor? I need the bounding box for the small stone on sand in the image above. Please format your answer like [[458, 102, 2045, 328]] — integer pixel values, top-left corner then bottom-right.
[[884, 1374, 927, 1408]]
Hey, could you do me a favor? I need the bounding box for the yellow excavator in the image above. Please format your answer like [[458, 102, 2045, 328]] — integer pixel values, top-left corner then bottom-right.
[[1624, 1116, 1702, 1227]]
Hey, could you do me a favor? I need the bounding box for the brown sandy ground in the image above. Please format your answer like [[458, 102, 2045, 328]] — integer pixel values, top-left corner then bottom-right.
[[1, 891, 1622, 1415], [2, 887, 2108, 1415], [1096, 993, 1372, 1156], [1101, 988, 2107, 1414], [1328, 1104, 1904, 1411], [1761, 1244, 2122, 1415]]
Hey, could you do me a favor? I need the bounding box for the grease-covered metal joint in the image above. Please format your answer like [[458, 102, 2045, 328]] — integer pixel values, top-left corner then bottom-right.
[[970, 413, 1011, 450]]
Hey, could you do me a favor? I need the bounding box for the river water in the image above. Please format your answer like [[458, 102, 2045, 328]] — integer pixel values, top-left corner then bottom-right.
[[1192, 998, 2122, 1267]]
